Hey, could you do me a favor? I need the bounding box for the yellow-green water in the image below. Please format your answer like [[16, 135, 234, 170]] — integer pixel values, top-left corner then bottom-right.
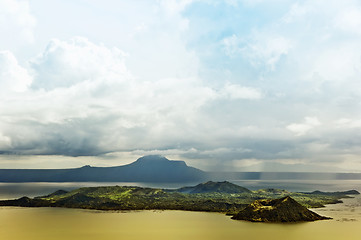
[[0, 197, 360, 240]]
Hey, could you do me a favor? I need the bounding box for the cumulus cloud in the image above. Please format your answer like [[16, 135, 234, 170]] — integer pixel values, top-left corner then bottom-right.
[[0, 50, 32, 93], [0, 37, 265, 158], [0, 0, 36, 45], [1, 0, 361, 172], [30, 37, 130, 90]]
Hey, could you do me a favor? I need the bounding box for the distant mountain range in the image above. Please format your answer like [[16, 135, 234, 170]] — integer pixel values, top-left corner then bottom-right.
[[1, 155, 361, 182], [0, 155, 206, 182]]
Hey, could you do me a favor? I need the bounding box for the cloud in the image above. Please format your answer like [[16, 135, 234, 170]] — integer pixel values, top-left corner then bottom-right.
[[286, 117, 321, 136], [0, 131, 11, 149], [335, 7, 361, 35], [159, 0, 194, 16], [222, 34, 242, 57], [310, 46, 361, 82], [0, 37, 263, 157], [221, 83, 262, 100], [0, 0, 36, 46], [335, 118, 361, 129], [245, 34, 292, 70], [0, 0, 361, 172], [281, 2, 312, 23], [222, 33, 292, 70], [30, 37, 130, 90], [0, 50, 32, 93]]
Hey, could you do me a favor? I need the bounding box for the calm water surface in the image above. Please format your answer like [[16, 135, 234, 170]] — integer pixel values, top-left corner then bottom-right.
[[0, 180, 360, 240]]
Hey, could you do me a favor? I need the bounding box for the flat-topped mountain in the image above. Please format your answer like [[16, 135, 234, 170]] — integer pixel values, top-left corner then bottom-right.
[[0, 155, 206, 182], [176, 181, 251, 194], [231, 196, 330, 222], [2, 156, 361, 183], [115, 155, 205, 182]]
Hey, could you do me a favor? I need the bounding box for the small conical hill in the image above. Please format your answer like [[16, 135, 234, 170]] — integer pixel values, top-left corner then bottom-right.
[[232, 196, 331, 222]]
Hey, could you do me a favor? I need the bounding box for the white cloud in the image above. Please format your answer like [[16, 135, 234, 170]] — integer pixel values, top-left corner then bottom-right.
[[0, 38, 221, 155], [311, 45, 361, 82], [30, 37, 130, 90], [0, 0, 36, 45], [335, 7, 361, 35], [1, 0, 361, 171], [287, 117, 321, 136], [335, 118, 361, 129], [0, 36, 269, 158], [159, 0, 194, 16], [0, 50, 32, 93], [221, 83, 262, 100]]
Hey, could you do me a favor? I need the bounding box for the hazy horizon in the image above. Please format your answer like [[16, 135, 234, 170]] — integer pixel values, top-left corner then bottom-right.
[[0, 154, 360, 173], [1, 0, 361, 172]]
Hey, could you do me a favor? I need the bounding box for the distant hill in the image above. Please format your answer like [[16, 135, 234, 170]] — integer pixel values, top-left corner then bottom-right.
[[231, 196, 330, 222], [207, 171, 361, 180], [307, 190, 360, 196], [176, 181, 251, 194], [0, 155, 206, 182]]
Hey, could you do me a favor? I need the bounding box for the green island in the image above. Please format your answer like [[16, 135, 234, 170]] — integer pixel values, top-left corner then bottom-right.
[[0, 181, 359, 222]]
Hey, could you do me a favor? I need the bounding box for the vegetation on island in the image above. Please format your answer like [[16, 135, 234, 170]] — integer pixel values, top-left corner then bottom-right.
[[0, 181, 359, 222]]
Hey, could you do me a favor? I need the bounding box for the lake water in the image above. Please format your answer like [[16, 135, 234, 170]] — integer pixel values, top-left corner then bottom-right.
[[1, 180, 361, 240]]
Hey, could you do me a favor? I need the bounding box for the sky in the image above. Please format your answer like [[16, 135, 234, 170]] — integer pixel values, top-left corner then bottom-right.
[[0, 0, 361, 172]]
